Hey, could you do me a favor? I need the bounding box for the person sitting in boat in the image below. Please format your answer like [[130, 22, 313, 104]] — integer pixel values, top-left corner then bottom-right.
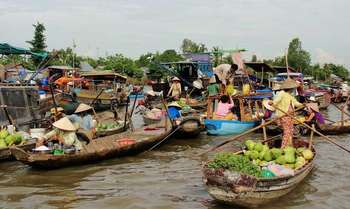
[[68, 103, 97, 140], [37, 117, 83, 151], [167, 77, 182, 99], [167, 102, 182, 125], [269, 79, 303, 148], [304, 103, 325, 127], [213, 95, 237, 120]]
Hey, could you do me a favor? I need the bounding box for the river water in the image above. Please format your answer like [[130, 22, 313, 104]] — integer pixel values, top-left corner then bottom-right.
[[0, 105, 350, 209]]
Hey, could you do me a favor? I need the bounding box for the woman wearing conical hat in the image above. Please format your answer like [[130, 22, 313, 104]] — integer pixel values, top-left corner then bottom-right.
[[167, 77, 182, 98], [37, 117, 83, 150], [68, 103, 96, 140], [270, 79, 303, 148]]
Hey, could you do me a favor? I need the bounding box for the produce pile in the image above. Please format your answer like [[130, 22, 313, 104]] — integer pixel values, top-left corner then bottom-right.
[[244, 140, 314, 170], [207, 140, 314, 178], [96, 121, 124, 132], [208, 152, 262, 177], [0, 129, 25, 149]]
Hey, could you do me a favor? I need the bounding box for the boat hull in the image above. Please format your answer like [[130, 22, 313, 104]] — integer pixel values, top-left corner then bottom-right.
[[204, 119, 258, 136], [10, 124, 173, 169], [203, 154, 314, 207]]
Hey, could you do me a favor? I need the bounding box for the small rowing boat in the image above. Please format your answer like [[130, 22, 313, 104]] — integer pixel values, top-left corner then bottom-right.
[[0, 142, 36, 161], [202, 140, 315, 207], [175, 116, 202, 138], [204, 119, 258, 136], [10, 122, 173, 169], [319, 121, 350, 135]]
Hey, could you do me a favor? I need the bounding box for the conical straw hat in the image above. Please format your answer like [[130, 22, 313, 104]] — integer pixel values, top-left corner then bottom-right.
[[167, 102, 181, 109], [262, 99, 275, 111], [53, 117, 77, 131], [279, 78, 298, 90], [74, 103, 93, 113], [172, 77, 180, 81]]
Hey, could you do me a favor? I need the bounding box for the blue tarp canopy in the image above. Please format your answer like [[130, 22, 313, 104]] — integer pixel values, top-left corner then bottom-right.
[[0, 43, 48, 59]]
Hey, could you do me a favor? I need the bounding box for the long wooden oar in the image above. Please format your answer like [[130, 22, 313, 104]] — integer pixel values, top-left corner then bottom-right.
[[198, 106, 305, 155], [273, 105, 350, 154], [331, 103, 350, 118], [147, 125, 181, 151]]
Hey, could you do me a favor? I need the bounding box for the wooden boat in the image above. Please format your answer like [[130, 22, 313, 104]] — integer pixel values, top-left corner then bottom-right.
[[202, 140, 315, 207], [0, 142, 36, 161], [175, 116, 202, 138], [319, 121, 350, 135], [204, 119, 259, 136], [10, 122, 173, 169]]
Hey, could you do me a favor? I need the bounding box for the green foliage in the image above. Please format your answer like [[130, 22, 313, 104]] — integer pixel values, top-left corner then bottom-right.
[[49, 47, 82, 68], [136, 49, 184, 80], [99, 54, 143, 78], [181, 38, 207, 53], [208, 152, 262, 177], [26, 22, 47, 66]]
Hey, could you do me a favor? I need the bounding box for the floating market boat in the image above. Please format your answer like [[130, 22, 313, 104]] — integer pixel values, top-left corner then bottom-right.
[[175, 116, 202, 138], [0, 142, 36, 161], [318, 121, 350, 135], [10, 122, 173, 169], [204, 119, 258, 136], [202, 140, 315, 207]]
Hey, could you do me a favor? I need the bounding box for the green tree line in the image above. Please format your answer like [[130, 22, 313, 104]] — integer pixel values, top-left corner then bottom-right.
[[1, 22, 348, 81]]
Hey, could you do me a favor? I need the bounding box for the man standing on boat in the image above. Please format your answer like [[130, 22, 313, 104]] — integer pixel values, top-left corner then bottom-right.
[[167, 77, 182, 99], [270, 79, 303, 148]]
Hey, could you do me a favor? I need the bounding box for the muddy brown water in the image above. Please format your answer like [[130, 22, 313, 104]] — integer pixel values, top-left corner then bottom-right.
[[0, 105, 350, 209]]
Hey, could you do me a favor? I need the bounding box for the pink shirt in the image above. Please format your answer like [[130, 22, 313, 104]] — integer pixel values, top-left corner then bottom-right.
[[215, 102, 234, 116]]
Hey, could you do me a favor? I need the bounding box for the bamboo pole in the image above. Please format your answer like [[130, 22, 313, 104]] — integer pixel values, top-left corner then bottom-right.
[[273, 105, 350, 154], [262, 119, 267, 143]]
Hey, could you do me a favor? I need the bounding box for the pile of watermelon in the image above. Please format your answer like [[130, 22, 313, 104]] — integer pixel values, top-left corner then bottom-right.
[[0, 129, 25, 149]]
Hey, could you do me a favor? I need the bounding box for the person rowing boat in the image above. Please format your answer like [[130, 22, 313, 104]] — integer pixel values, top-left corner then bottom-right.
[[269, 79, 303, 148]]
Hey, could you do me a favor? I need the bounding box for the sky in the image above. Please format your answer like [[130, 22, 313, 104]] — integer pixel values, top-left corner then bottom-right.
[[0, 0, 349, 67]]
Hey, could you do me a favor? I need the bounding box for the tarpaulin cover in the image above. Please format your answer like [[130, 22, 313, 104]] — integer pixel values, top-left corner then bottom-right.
[[0, 43, 48, 58]]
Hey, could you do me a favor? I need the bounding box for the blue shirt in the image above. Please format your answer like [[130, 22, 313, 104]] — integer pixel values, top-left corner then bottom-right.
[[168, 107, 181, 120]]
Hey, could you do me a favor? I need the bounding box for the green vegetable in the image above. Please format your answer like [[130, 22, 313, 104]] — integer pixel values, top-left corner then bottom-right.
[[13, 133, 22, 145], [245, 140, 255, 151], [263, 150, 272, 161], [0, 129, 9, 139], [302, 149, 314, 160], [296, 147, 306, 156], [207, 152, 262, 177], [271, 148, 282, 159], [250, 151, 259, 160], [5, 135, 15, 146], [285, 152, 296, 164], [283, 146, 296, 155], [275, 155, 286, 165], [0, 139, 7, 149], [261, 144, 269, 152], [258, 150, 266, 160], [244, 150, 251, 157], [254, 142, 263, 152]]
